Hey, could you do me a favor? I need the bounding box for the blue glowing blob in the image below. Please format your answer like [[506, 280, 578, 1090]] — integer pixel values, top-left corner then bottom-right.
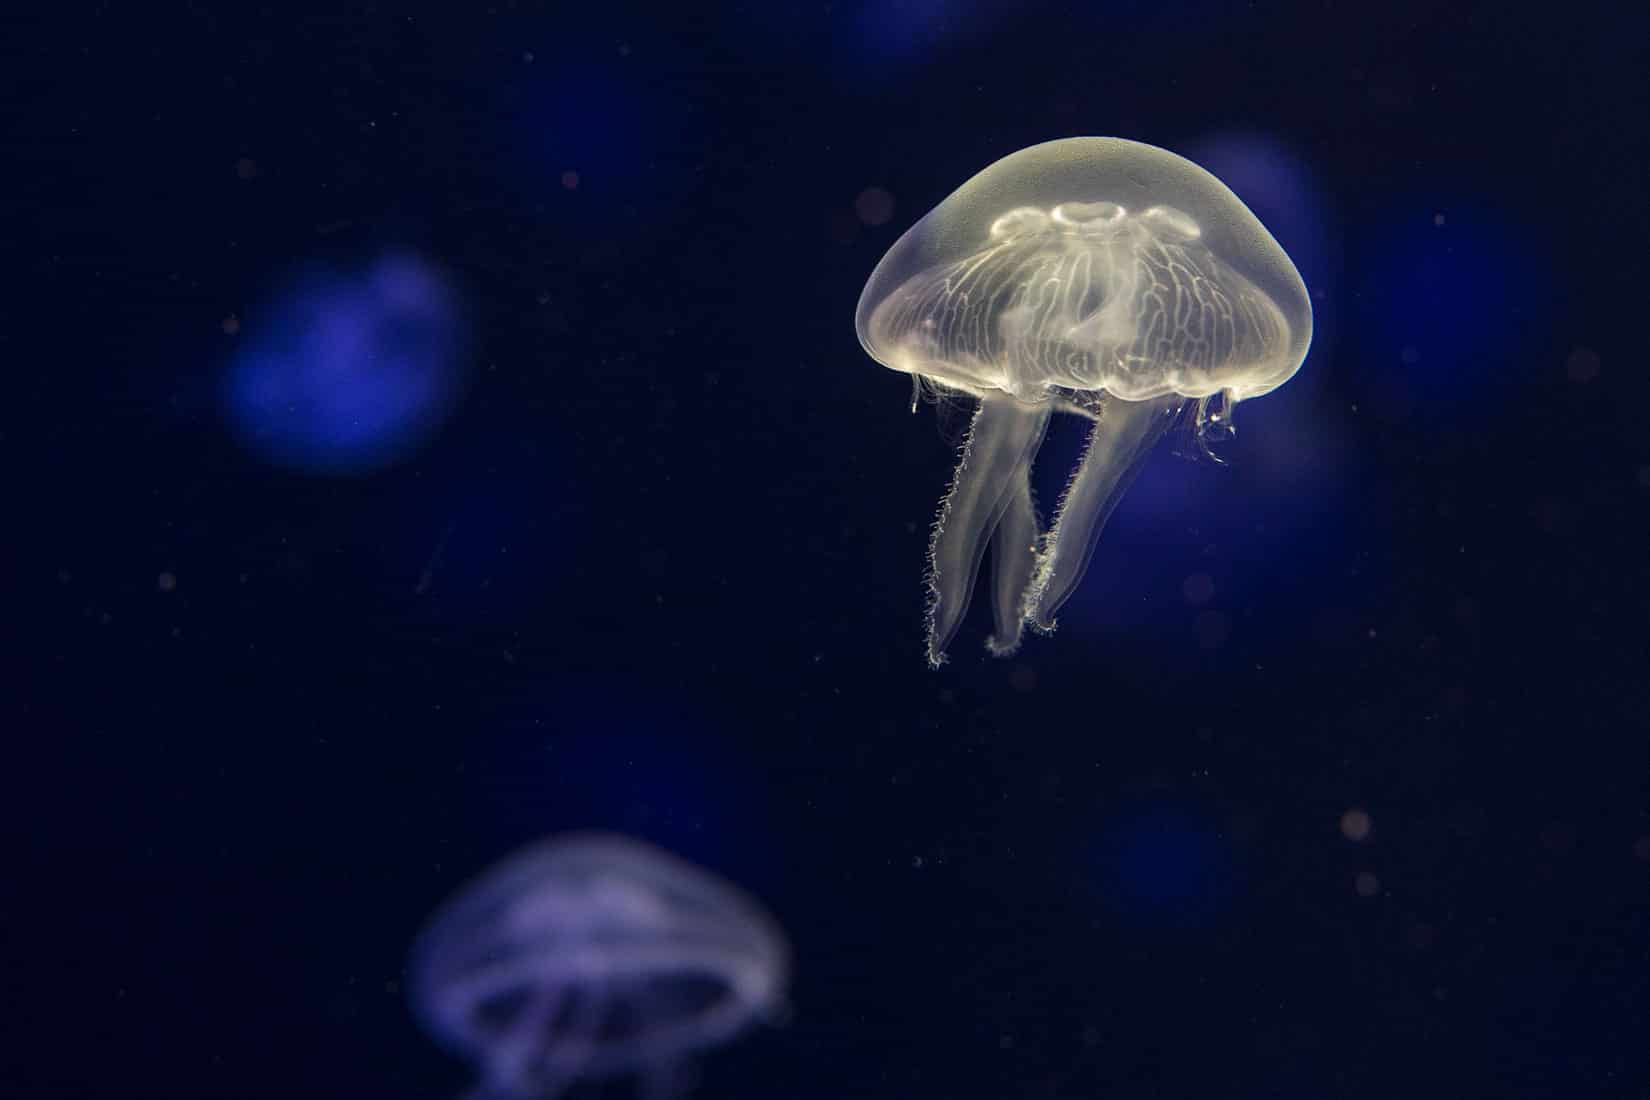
[[1093, 803, 1236, 927], [223, 252, 467, 475]]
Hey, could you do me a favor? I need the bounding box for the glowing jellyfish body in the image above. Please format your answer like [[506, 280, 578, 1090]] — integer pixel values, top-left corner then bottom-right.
[[409, 834, 787, 1099], [855, 137, 1313, 666]]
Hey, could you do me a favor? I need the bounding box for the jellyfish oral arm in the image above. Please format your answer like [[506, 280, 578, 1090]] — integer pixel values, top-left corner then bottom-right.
[[924, 393, 1051, 667], [1022, 395, 1181, 634], [485, 981, 576, 1097], [983, 451, 1042, 660]]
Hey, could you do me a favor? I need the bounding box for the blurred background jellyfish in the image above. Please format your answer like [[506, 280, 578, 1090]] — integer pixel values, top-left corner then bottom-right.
[[409, 833, 788, 1100], [223, 251, 468, 475]]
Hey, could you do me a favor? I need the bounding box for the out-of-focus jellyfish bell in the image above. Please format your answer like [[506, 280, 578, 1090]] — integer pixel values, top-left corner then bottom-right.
[[855, 137, 1313, 666], [409, 833, 788, 1100], [223, 251, 467, 475]]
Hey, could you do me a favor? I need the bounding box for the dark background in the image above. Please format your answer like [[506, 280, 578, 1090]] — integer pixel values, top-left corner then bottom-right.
[[9, 1, 1650, 1097]]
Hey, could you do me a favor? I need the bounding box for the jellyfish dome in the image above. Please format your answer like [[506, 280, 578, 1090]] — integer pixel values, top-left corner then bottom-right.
[[855, 137, 1312, 666], [409, 833, 788, 1099]]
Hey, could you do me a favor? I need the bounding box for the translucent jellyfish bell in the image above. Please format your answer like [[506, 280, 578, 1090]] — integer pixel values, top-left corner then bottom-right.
[[855, 137, 1312, 666], [409, 833, 788, 1099]]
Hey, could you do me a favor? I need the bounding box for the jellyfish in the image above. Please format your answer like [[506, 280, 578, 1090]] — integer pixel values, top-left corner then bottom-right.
[[223, 251, 467, 475], [855, 137, 1313, 666], [409, 833, 788, 1099]]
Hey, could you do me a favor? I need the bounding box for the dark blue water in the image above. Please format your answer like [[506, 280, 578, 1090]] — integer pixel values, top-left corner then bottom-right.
[[10, 2, 1649, 1097]]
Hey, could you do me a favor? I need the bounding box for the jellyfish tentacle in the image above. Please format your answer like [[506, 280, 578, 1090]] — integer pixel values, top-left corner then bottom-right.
[[558, 976, 609, 1076], [984, 464, 1041, 658], [925, 393, 1051, 667], [1022, 395, 1182, 634], [1193, 388, 1237, 463]]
